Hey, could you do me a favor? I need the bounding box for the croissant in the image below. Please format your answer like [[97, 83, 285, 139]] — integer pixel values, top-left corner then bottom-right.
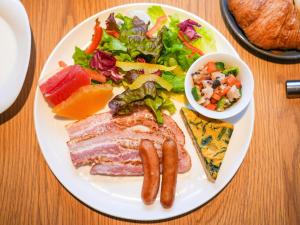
[[228, 0, 300, 50]]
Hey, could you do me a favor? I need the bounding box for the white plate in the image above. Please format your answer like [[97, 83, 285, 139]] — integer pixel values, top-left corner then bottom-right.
[[34, 3, 254, 221], [0, 0, 31, 113]]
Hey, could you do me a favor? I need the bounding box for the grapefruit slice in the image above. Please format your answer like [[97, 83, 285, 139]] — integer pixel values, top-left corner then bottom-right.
[[53, 84, 113, 119], [40, 65, 91, 106]]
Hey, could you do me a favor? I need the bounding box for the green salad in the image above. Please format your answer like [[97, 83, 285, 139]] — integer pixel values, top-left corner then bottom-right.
[[71, 6, 216, 123]]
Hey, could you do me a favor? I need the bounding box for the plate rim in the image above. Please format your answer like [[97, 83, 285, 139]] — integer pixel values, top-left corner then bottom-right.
[[220, 0, 300, 63], [34, 2, 255, 221]]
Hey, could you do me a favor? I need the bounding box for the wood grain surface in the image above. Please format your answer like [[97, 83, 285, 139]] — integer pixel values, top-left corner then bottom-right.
[[1, 0, 300, 224]]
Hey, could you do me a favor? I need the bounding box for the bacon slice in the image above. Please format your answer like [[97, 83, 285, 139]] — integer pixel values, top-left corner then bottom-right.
[[90, 162, 143, 176], [66, 108, 185, 145], [68, 130, 191, 173], [90, 153, 191, 176], [65, 108, 191, 176]]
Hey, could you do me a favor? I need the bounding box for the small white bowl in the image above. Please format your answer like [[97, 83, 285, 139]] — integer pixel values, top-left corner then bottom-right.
[[185, 52, 254, 119]]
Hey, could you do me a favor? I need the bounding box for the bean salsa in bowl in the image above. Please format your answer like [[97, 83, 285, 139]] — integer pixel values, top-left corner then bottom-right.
[[185, 53, 254, 119]]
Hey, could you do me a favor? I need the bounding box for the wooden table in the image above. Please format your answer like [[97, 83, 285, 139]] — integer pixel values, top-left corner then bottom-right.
[[1, 0, 299, 224]]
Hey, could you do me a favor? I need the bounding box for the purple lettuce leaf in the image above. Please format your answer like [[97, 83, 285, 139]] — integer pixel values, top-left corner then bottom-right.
[[178, 19, 201, 41], [105, 13, 120, 32], [89, 50, 123, 81]]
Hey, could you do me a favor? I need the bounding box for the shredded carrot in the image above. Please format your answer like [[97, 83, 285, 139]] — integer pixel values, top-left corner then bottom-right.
[[106, 30, 119, 38], [178, 31, 204, 56], [146, 16, 168, 38], [83, 68, 106, 83], [58, 60, 67, 68]]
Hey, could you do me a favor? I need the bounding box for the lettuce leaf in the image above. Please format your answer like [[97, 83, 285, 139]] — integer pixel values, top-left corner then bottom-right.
[[145, 96, 164, 124], [72, 47, 92, 68], [158, 90, 176, 114], [116, 13, 163, 62], [147, 6, 166, 23], [108, 81, 156, 114], [105, 13, 120, 32], [100, 30, 127, 52], [157, 16, 216, 71], [158, 24, 195, 71], [108, 80, 176, 123], [192, 26, 216, 53], [161, 98, 176, 114], [115, 13, 134, 30], [161, 71, 185, 93], [177, 53, 200, 71], [145, 90, 176, 124], [115, 53, 133, 62], [156, 16, 200, 70], [178, 19, 201, 41], [168, 15, 180, 32]]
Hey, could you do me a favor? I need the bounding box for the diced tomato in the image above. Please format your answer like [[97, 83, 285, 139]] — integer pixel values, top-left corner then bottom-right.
[[220, 86, 231, 96], [214, 86, 222, 95], [83, 68, 106, 83], [212, 92, 221, 101], [39, 65, 91, 106], [210, 98, 217, 104], [206, 104, 217, 111], [235, 80, 242, 88], [206, 62, 217, 73], [226, 75, 237, 86]]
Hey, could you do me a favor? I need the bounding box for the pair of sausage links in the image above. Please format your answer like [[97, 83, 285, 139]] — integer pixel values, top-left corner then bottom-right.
[[139, 138, 178, 208], [139, 139, 160, 205], [160, 138, 178, 209]]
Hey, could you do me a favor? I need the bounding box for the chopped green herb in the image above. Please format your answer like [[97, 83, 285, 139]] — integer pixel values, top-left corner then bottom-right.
[[223, 67, 239, 76], [239, 88, 242, 96], [215, 62, 225, 70], [213, 149, 226, 157], [191, 87, 200, 101], [201, 135, 212, 146], [217, 97, 227, 112], [227, 128, 233, 138], [217, 127, 227, 140]]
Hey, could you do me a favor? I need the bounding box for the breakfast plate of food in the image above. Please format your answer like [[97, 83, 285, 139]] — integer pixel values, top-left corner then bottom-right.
[[34, 3, 254, 220], [220, 0, 300, 63]]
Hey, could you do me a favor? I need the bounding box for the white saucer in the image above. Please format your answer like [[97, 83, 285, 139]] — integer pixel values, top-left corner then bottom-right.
[[0, 0, 31, 113]]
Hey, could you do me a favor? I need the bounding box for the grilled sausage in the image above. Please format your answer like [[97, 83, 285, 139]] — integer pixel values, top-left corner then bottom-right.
[[139, 139, 160, 205], [160, 139, 178, 208]]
